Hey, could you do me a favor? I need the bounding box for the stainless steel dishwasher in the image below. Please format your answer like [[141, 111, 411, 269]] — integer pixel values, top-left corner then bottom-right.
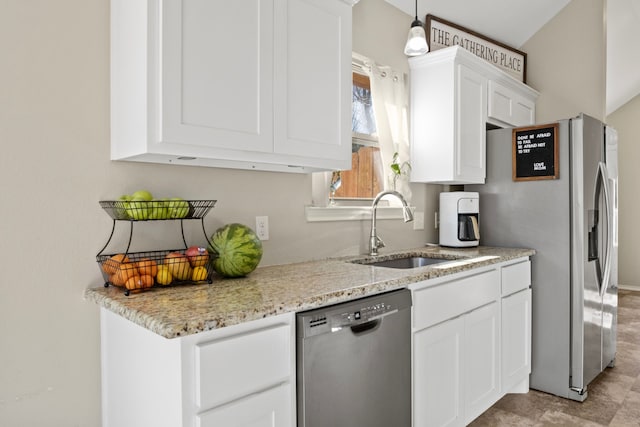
[[296, 288, 412, 427]]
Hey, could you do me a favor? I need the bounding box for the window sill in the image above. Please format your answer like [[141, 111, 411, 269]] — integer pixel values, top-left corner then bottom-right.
[[305, 205, 413, 222]]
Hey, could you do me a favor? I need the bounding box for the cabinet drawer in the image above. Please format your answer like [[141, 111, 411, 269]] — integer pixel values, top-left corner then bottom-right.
[[196, 383, 292, 427], [413, 270, 499, 330], [195, 323, 291, 410], [501, 260, 531, 296]]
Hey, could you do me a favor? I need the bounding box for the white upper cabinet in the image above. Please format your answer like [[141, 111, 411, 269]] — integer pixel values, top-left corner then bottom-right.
[[160, 0, 274, 154], [487, 80, 536, 128], [409, 46, 539, 184], [110, 0, 352, 173], [274, 0, 351, 163]]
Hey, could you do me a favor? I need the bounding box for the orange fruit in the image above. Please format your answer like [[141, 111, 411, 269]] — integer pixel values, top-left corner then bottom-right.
[[125, 275, 142, 290], [114, 262, 138, 285], [102, 253, 130, 274], [125, 274, 154, 291], [136, 258, 158, 277], [109, 272, 125, 287], [140, 274, 154, 288]]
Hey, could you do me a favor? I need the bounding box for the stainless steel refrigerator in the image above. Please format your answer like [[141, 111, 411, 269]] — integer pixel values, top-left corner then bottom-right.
[[466, 113, 618, 401]]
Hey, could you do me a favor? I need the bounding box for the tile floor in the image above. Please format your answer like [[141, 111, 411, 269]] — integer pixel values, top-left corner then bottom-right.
[[470, 289, 640, 427]]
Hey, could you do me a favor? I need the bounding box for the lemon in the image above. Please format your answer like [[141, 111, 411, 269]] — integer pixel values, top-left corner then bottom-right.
[[156, 266, 173, 285], [191, 266, 208, 282]]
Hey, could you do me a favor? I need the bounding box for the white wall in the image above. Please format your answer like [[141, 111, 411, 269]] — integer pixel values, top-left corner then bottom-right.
[[522, 0, 606, 122], [354, 0, 412, 74], [0, 0, 437, 425], [607, 94, 640, 290]]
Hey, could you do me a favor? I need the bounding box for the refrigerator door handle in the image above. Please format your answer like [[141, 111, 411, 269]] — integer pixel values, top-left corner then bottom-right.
[[588, 164, 603, 286], [598, 161, 613, 297], [588, 162, 611, 296]]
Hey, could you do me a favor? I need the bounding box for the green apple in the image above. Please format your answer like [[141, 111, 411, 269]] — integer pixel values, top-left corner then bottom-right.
[[125, 197, 151, 220], [168, 198, 190, 219], [148, 199, 169, 220], [116, 194, 132, 219], [131, 190, 153, 201]]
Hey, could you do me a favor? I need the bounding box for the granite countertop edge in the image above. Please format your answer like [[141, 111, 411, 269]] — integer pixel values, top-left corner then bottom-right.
[[85, 246, 535, 339]]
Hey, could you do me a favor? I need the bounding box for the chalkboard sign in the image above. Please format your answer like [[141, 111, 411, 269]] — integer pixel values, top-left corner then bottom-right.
[[512, 123, 559, 181]]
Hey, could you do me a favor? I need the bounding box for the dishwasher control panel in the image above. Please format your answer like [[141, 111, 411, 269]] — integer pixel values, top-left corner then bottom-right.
[[297, 289, 411, 338], [336, 301, 396, 325]]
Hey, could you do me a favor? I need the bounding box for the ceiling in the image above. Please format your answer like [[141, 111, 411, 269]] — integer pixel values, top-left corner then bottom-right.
[[385, 0, 640, 115]]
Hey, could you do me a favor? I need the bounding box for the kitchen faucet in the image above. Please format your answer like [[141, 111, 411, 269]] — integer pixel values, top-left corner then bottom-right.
[[369, 190, 414, 256]]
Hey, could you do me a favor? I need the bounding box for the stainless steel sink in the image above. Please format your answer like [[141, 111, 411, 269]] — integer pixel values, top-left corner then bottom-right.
[[356, 256, 454, 269]]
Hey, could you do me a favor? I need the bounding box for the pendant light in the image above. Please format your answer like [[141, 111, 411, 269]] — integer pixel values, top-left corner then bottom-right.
[[404, 0, 429, 56]]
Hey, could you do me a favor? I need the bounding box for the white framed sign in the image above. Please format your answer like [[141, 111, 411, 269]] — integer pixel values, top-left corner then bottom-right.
[[426, 14, 527, 83]]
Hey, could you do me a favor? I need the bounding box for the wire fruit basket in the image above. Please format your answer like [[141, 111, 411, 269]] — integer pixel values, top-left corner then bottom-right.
[[98, 249, 214, 295], [99, 200, 216, 221], [96, 199, 217, 295]]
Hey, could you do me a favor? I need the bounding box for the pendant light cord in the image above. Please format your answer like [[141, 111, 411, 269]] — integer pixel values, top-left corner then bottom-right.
[[411, 0, 422, 27]]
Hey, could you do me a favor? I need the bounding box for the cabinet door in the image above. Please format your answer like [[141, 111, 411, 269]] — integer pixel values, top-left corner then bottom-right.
[[501, 288, 532, 393], [488, 80, 535, 127], [414, 317, 464, 427], [161, 0, 274, 153], [273, 0, 351, 168], [455, 64, 487, 184], [196, 383, 292, 427], [463, 302, 500, 424]]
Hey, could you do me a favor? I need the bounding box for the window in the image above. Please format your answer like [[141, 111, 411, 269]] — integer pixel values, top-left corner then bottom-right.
[[331, 71, 384, 203], [306, 53, 412, 222]]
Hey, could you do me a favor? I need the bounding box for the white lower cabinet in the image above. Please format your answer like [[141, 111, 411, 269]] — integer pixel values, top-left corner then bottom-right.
[[100, 308, 295, 427], [413, 302, 499, 427], [501, 289, 532, 393], [196, 383, 291, 427], [411, 258, 531, 427], [414, 316, 464, 427], [501, 260, 532, 394], [464, 302, 500, 424]]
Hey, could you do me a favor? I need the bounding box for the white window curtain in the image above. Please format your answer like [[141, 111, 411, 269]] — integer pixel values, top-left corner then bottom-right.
[[368, 63, 412, 204]]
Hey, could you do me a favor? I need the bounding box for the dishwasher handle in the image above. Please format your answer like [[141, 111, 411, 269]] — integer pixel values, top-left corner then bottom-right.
[[350, 319, 381, 335]]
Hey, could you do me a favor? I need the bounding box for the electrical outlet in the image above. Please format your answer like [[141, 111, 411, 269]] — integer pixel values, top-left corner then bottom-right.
[[413, 211, 425, 230], [256, 216, 269, 240]]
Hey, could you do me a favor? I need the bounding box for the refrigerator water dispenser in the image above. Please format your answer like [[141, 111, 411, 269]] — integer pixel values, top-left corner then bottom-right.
[[439, 192, 480, 247]]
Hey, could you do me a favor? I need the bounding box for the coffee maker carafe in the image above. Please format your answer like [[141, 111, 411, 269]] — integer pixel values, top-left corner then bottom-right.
[[439, 192, 480, 247]]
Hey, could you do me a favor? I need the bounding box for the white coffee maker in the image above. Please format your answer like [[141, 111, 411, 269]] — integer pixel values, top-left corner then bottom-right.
[[439, 192, 480, 247]]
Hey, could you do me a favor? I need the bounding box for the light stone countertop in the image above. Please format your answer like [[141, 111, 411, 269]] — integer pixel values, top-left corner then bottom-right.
[[85, 246, 534, 339]]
